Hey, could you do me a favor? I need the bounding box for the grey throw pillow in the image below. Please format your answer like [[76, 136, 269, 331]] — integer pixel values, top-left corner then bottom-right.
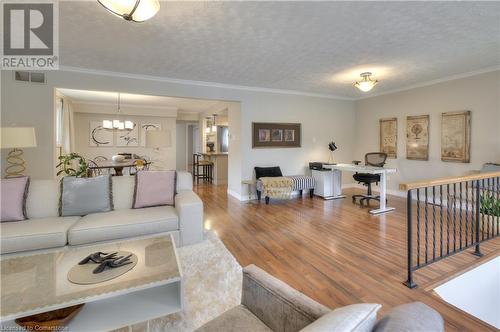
[[59, 175, 113, 217]]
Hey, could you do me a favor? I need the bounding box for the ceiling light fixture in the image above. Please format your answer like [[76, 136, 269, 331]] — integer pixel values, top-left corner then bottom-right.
[[102, 93, 134, 130], [354, 72, 378, 92], [97, 0, 160, 22]]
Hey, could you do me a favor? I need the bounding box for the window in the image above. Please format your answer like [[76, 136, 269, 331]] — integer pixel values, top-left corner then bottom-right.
[[55, 98, 63, 148]]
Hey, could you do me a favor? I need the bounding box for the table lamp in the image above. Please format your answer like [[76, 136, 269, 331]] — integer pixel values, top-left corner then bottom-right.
[[1, 127, 37, 177]]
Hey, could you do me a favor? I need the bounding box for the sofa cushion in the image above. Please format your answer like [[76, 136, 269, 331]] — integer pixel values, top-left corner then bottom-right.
[[68, 206, 179, 245], [373, 302, 444, 332], [26, 180, 60, 218], [195, 305, 272, 332], [60, 175, 113, 217], [1, 176, 30, 222], [112, 176, 135, 210], [1, 216, 80, 254], [300, 303, 381, 332], [133, 170, 176, 209]]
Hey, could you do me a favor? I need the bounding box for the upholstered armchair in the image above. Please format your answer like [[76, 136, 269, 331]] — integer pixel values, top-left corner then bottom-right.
[[196, 265, 444, 332]]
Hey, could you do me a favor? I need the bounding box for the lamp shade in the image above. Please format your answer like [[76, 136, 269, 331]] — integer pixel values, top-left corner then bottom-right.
[[146, 130, 171, 149], [98, 0, 160, 22], [1, 127, 37, 149]]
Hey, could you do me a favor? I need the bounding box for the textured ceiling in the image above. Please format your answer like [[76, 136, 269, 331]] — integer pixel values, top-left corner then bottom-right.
[[58, 88, 223, 113], [60, 1, 500, 98]]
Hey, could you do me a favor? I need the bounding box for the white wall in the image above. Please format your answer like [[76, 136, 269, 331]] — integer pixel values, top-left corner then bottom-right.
[[176, 122, 187, 171], [72, 110, 176, 170], [1, 69, 355, 198], [354, 71, 500, 193]]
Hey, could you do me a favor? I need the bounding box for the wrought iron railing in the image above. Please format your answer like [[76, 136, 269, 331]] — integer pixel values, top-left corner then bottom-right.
[[400, 171, 500, 288]]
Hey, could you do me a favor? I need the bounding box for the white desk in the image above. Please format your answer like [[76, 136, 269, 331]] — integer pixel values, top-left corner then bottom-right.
[[323, 163, 397, 215]]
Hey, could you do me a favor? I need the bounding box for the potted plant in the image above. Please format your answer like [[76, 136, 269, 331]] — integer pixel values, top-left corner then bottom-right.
[[479, 193, 500, 233], [56, 153, 88, 177]]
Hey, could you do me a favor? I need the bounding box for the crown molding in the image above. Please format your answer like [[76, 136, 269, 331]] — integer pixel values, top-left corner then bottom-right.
[[355, 65, 500, 100], [58, 65, 354, 101]]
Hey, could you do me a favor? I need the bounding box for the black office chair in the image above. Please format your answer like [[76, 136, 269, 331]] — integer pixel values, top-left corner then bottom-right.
[[352, 152, 388, 206]]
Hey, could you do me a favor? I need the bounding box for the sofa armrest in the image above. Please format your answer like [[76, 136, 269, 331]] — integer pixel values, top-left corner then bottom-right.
[[175, 190, 203, 246], [241, 264, 331, 332], [373, 302, 444, 332]]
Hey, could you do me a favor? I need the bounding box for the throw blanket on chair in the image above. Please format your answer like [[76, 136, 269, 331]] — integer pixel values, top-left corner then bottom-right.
[[260, 176, 294, 199]]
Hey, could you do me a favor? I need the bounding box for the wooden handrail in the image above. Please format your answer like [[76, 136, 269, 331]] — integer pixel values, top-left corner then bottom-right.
[[399, 171, 500, 191]]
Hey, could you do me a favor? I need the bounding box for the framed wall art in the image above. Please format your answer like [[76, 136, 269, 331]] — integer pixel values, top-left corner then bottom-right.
[[252, 122, 301, 148], [140, 123, 161, 147], [89, 121, 113, 147], [441, 111, 471, 163], [117, 122, 139, 147], [406, 115, 429, 160], [380, 117, 397, 158]]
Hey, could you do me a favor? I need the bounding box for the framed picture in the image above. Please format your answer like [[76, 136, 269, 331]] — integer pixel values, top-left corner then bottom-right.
[[89, 121, 113, 147], [406, 115, 429, 160], [141, 123, 161, 147], [271, 129, 283, 142], [252, 123, 301, 148], [441, 111, 471, 163], [380, 118, 397, 158], [117, 122, 139, 147], [258, 129, 271, 142], [284, 129, 295, 142]]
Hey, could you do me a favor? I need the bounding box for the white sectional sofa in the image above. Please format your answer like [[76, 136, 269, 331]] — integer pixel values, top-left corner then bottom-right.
[[1, 172, 203, 255]]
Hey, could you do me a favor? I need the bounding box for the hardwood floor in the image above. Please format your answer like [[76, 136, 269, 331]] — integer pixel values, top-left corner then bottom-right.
[[194, 183, 500, 332]]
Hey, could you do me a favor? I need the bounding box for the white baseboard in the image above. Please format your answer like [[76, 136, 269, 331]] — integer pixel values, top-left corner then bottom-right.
[[342, 183, 407, 198]]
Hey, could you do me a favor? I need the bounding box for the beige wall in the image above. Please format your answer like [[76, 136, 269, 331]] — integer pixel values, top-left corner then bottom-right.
[[0, 69, 354, 199], [73, 110, 176, 170], [354, 70, 500, 193]]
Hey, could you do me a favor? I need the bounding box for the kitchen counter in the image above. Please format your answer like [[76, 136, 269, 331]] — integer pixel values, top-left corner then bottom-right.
[[201, 153, 228, 185]]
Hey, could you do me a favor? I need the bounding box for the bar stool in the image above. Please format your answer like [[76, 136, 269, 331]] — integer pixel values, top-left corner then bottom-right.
[[193, 154, 213, 184]]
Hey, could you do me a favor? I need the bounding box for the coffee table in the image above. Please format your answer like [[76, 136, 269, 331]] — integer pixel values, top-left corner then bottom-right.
[[0, 235, 183, 331]]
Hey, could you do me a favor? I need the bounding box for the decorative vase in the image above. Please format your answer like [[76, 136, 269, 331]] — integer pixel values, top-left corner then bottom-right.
[[112, 155, 125, 163]]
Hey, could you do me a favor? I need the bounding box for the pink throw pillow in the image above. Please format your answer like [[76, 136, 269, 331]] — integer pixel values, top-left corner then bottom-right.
[[133, 171, 176, 209], [1, 176, 30, 222]]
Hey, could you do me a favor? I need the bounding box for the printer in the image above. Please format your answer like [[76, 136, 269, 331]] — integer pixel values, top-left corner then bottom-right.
[[309, 162, 336, 171]]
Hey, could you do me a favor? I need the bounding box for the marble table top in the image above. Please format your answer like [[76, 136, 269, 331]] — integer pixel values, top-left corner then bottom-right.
[[1, 235, 180, 320]]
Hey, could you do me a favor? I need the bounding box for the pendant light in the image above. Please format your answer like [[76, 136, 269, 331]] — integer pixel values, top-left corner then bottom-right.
[[102, 93, 134, 130], [212, 114, 217, 132], [354, 72, 378, 92], [98, 0, 160, 22]]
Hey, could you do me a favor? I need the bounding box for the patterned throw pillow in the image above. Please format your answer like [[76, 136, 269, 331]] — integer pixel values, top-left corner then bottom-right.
[[0, 176, 30, 222], [133, 170, 176, 209], [59, 175, 113, 216]]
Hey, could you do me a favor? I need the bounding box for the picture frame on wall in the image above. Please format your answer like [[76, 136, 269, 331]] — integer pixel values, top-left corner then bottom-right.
[[140, 123, 161, 147], [441, 111, 471, 163], [89, 121, 113, 147], [116, 122, 139, 147], [252, 122, 301, 148], [380, 117, 397, 158], [406, 115, 429, 160]]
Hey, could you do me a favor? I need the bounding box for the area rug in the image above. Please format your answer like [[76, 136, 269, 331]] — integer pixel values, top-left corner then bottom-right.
[[115, 231, 242, 332]]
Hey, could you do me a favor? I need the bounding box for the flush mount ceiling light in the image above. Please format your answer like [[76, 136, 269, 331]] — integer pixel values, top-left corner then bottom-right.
[[97, 0, 160, 22], [354, 72, 379, 92]]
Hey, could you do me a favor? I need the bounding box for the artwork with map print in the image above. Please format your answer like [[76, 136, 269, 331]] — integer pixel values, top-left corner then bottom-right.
[[441, 111, 471, 163], [380, 118, 397, 158], [406, 115, 429, 160]]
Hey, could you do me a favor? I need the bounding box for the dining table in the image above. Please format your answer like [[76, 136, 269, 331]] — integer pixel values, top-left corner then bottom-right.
[[88, 159, 150, 176]]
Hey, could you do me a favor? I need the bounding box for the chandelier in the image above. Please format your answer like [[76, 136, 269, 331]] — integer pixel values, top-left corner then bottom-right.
[[354, 72, 378, 92], [102, 93, 134, 130], [97, 0, 160, 22]]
